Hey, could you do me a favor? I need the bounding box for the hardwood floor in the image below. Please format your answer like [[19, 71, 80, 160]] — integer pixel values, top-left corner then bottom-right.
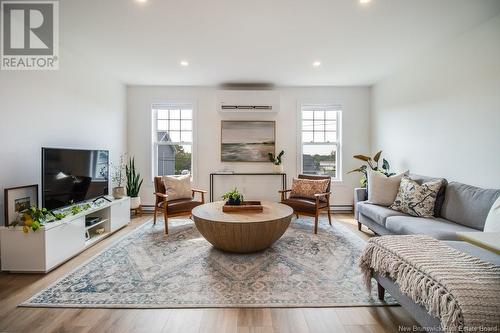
[[0, 212, 418, 333]]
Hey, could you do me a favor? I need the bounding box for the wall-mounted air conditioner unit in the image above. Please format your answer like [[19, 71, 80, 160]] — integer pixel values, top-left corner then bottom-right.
[[217, 90, 280, 113]]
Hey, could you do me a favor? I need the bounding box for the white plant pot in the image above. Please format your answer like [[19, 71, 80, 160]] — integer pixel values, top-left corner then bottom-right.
[[112, 187, 126, 199], [130, 196, 141, 209], [273, 164, 284, 173]]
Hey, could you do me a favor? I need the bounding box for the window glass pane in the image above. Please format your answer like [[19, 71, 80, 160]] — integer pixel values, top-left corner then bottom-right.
[[302, 121, 313, 131], [169, 131, 181, 142], [325, 131, 337, 142], [313, 121, 324, 131], [302, 144, 336, 177], [181, 120, 192, 131], [169, 109, 181, 119], [314, 132, 325, 142], [325, 111, 337, 120], [325, 120, 336, 131], [302, 132, 313, 143], [158, 109, 168, 119], [314, 110, 324, 119], [181, 131, 192, 142], [157, 120, 168, 131], [169, 120, 181, 131], [302, 110, 314, 120], [157, 144, 192, 176], [181, 109, 192, 119]]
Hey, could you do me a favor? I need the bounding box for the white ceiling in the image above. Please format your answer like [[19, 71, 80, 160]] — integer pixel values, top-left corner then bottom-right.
[[61, 0, 500, 86]]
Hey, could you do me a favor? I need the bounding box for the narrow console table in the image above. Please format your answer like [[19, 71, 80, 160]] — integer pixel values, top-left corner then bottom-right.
[[209, 173, 287, 202]]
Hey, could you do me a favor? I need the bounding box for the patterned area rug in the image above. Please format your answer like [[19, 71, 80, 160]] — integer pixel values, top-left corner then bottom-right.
[[21, 218, 395, 308]]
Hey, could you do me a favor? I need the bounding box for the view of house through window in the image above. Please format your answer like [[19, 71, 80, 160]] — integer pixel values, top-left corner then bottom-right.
[[152, 104, 193, 176], [301, 105, 341, 179]]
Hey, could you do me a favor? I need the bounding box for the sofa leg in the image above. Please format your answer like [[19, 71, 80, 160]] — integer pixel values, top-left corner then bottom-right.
[[377, 282, 385, 301], [357, 222, 361, 231]]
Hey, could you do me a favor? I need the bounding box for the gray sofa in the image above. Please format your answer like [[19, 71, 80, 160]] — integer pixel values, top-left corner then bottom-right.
[[355, 175, 500, 240], [354, 175, 500, 332]]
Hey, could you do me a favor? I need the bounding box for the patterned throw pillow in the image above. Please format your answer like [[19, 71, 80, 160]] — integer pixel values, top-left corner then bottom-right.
[[290, 178, 330, 202], [161, 174, 192, 201], [390, 176, 443, 217]]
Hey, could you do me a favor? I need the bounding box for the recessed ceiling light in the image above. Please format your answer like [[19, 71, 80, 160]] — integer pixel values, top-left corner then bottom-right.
[[359, 0, 371, 4], [180, 60, 189, 67], [312, 61, 321, 67]]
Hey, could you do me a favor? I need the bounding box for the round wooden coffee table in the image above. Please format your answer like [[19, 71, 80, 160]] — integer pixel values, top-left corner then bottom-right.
[[192, 201, 293, 253]]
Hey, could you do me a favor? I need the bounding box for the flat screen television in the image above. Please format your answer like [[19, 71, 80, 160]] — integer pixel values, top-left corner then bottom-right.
[[42, 148, 109, 210]]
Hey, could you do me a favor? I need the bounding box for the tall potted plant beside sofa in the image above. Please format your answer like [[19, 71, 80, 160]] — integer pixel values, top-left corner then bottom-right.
[[126, 157, 143, 209]]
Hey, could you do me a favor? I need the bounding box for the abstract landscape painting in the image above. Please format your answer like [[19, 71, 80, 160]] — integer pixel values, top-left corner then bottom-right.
[[221, 121, 275, 162]]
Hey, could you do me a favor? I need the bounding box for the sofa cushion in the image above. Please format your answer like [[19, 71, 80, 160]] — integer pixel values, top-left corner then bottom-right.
[[357, 202, 407, 227], [367, 170, 408, 206], [390, 176, 444, 218], [385, 215, 480, 240], [408, 174, 447, 217], [440, 182, 500, 231]]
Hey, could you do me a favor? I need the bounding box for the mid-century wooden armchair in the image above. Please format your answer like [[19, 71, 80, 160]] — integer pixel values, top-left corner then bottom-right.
[[279, 174, 332, 234], [153, 176, 206, 234]]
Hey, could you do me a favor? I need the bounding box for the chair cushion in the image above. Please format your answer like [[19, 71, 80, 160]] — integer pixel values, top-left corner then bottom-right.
[[282, 198, 328, 213], [160, 198, 202, 215], [357, 202, 407, 227], [161, 174, 192, 201], [389, 176, 444, 217], [290, 178, 329, 202], [440, 182, 500, 230], [385, 215, 480, 240]]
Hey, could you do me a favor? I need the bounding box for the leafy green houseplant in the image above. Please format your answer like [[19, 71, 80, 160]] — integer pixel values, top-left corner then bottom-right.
[[348, 150, 395, 188], [222, 188, 244, 205], [268, 150, 285, 173], [126, 157, 143, 209]]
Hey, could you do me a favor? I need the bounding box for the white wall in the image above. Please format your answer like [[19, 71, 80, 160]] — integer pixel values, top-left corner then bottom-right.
[[0, 49, 127, 226], [127, 86, 371, 208], [371, 14, 500, 188]]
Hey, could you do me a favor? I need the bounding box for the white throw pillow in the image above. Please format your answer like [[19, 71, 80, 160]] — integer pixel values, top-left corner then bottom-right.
[[484, 196, 500, 232], [161, 174, 192, 201], [367, 169, 408, 206]]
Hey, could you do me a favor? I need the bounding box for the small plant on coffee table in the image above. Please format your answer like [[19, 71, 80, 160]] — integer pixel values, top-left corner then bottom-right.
[[222, 188, 244, 206]]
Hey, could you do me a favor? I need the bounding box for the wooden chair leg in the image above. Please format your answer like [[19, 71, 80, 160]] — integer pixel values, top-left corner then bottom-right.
[[327, 208, 332, 226], [164, 210, 169, 234], [314, 213, 319, 234], [153, 207, 157, 225], [295, 213, 299, 219], [358, 222, 362, 231]]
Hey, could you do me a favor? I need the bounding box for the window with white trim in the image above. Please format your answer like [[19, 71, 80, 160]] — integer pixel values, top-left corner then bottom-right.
[[152, 103, 193, 176], [300, 104, 341, 180]]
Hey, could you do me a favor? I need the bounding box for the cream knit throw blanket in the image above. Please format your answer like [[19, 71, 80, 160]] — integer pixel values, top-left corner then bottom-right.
[[359, 235, 500, 332]]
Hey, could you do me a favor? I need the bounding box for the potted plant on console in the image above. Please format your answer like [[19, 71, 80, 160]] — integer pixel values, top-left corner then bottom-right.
[[126, 156, 143, 210], [268, 150, 285, 173], [111, 154, 126, 199], [222, 188, 244, 205]]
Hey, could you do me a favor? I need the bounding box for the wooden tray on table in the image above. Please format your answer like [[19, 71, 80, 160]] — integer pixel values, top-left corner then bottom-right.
[[222, 201, 263, 213]]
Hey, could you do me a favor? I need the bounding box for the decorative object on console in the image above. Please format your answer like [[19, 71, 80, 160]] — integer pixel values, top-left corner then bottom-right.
[[367, 169, 409, 206], [221, 121, 275, 162], [4, 184, 38, 227], [126, 156, 143, 210], [390, 176, 444, 217], [268, 150, 285, 173], [222, 188, 244, 205], [111, 154, 127, 199], [153, 176, 206, 234], [348, 150, 395, 188], [280, 174, 332, 234]]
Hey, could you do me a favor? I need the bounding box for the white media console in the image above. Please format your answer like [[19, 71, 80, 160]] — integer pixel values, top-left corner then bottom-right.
[[0, 197, 130, 273]]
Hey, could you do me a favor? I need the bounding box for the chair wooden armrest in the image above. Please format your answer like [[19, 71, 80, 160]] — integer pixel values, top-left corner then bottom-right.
[[154, 192, 168, 198], [314, 192, 331, 198], [278, 189, 292, 193], [279, 189, 292, 201], [191, 188, 206, 203]]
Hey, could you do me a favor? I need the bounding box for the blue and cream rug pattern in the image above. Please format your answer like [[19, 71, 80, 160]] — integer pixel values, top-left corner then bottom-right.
[[21, 217, 394, 308]]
